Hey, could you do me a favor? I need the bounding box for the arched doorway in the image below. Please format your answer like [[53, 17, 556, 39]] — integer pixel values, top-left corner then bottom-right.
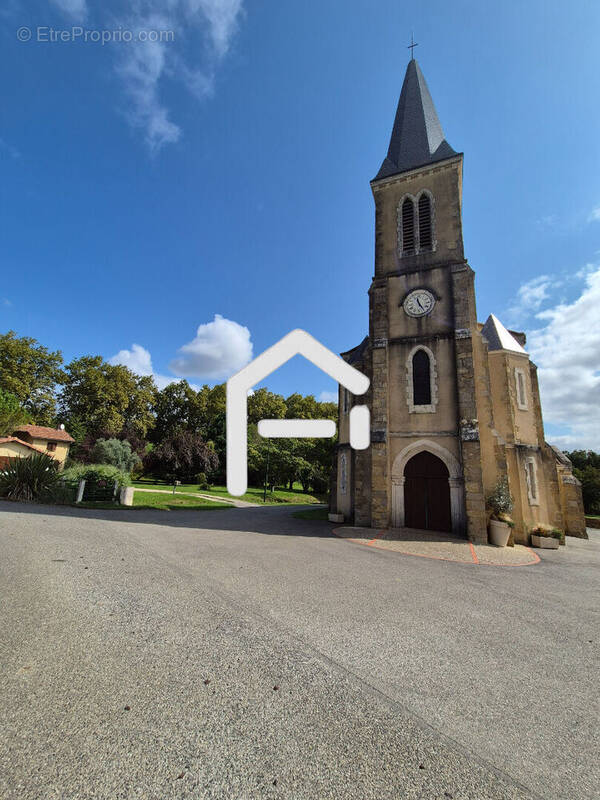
[[404, 451, 452, 533]]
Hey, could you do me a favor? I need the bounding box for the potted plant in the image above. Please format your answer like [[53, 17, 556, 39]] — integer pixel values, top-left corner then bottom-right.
[[530, 525, 562, 550], [486, 478, 515, 547]]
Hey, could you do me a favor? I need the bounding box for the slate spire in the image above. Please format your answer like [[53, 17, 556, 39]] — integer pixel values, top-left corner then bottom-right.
[[375, 58, 457, 181]]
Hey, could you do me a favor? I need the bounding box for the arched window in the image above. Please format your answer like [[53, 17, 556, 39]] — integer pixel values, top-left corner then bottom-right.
[[412, 350, 431, 406], [418, 193, 432, 250], [401, 197, 415, 252]]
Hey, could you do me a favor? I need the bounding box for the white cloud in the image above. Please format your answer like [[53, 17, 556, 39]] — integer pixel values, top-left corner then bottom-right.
[[115, 13, 181, 154], [2, 298, 11, 307], [109, 343, 153, 375], [526, 265, 600, 450], [169, 314, 252, 379], [50, 0, 87, 20], [109, 343, 182, 389], [588, 206, 600, 223], [505, 275, 559, 326], [318, 390, 338, 404], [113, 0, 243, 153]]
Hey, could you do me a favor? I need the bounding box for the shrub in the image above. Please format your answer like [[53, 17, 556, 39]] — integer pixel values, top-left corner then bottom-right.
[[486, 478, 514, 520], [62, 463, 130, 488], [0, 453, 59, 502], [91, 438, 141, 473], [195, 471, 210, 490]]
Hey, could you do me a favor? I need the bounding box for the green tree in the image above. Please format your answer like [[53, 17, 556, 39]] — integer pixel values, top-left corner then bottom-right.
[[91, 438, 141, 473], [567, 450, 600, 471], [145, 430, 219, 481], [152, 380, 203, 443], [285, 393, 337, 421], [572, 465, 600, 515], [0, 389, 31, 436], [248, 388, 286, 424], [0, 330, 64, 423], [59, 356, 157, 438], [565, 451, 600, 514]]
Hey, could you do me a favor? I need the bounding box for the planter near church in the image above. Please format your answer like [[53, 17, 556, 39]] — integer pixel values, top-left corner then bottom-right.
[[486, 478, 515, 547], [530, 525, 562, 550]]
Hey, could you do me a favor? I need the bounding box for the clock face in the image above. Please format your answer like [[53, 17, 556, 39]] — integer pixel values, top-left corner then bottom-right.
[[403, 289, 435, 318]]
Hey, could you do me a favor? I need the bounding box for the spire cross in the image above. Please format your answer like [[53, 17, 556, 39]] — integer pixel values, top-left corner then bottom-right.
[[407, 33, 418, 59]]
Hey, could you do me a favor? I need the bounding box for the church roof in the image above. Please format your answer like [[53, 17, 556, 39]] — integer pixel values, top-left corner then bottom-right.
[[341, 336, 369, 366], [374, 58, 458, 181], [481, 314, 528, 355]]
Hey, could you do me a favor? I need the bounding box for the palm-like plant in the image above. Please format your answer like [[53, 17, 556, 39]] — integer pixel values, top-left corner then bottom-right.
[[0, 453, 59, 502]]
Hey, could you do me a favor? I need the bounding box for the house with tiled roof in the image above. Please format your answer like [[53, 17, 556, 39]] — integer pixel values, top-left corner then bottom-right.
[[8, 424, 74, 468], [0, 437, 48, 468]]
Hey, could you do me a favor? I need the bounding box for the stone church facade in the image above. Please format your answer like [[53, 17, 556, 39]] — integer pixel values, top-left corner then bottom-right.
[[332, 58, 585, 544]]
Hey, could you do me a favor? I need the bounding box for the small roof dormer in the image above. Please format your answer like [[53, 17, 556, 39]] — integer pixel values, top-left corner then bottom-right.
[[481, 314, 528, 355]]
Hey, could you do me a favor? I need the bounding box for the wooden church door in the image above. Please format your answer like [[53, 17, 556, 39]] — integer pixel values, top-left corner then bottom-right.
[[404, 451, 452, 533]]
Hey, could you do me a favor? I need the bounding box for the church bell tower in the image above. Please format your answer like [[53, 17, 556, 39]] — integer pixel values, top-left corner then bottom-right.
[[347, 56, 488, 542]]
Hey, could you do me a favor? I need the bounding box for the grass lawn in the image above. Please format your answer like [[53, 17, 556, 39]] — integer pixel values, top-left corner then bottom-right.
[[132, 492, 231, 511], [132, 480, 325, 506], [292, 508, 330, 521]]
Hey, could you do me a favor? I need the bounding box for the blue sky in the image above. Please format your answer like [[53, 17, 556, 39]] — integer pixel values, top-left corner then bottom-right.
[[1, 0, 599, 447]]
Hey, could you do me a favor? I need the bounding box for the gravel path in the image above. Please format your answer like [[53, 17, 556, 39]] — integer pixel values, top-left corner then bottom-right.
[[133, 486, 260, 507]]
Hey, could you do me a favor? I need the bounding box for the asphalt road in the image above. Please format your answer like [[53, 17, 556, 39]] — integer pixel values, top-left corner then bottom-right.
[[0, 502, 598, 800]]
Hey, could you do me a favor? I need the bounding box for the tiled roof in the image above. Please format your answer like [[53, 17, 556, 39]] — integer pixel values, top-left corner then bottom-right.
[[12, 424, 74, 443], [375, 59, 458, 181], [481, 314, 528, 355], [0, 436, 48, 454]]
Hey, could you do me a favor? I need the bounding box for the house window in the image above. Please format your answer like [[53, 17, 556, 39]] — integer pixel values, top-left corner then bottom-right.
[[340, 452, 347, 495], [413, 350, 431, 405], [525, 458, 539, 505], [47, 442, 57, 453], [515, 368, 528, 410], [401, 197, 416, 252], [406, 345, 438, 413], [418, 193, 433, 250]]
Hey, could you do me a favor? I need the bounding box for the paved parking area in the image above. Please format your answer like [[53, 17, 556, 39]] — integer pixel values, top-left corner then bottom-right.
[[0, 502, 598, 799]]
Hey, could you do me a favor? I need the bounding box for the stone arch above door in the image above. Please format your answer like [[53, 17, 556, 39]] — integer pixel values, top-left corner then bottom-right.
[[391, 439, 465, 535]]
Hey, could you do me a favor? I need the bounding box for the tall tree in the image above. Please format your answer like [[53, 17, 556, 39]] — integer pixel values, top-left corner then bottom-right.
[[285, 393, 337, 421], [60, 356, 157, 438], [0, 330, 64, 424], [0, 389, 32, 436], [248, 388, 286, 424], [152, 380, 204, 443]]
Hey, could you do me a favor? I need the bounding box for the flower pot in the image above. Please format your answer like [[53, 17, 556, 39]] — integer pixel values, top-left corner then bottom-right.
[[530, 534, 560, 550], [489, 519, 511, 547]]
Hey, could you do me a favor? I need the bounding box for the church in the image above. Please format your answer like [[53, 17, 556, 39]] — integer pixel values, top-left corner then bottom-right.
[[332, 57, 586, 545]]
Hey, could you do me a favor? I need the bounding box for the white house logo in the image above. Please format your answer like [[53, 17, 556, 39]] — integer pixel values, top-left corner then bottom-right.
[[226, 329, 370, 496]]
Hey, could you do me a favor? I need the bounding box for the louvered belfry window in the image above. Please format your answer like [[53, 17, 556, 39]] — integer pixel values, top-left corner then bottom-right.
[[402, 198, 415, 252], [418, 193, 432, 250], [412, 350, 431, 406]]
